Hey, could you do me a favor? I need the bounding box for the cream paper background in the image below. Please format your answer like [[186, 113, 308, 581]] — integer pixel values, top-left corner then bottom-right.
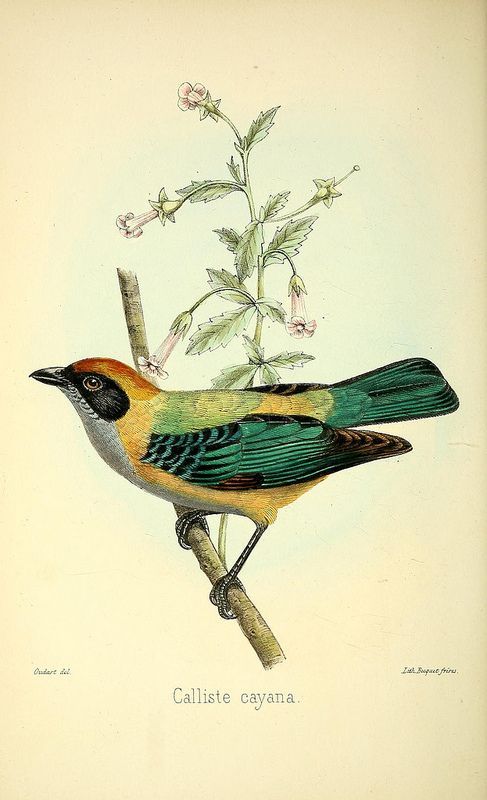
[[1, 1, 486, 798]]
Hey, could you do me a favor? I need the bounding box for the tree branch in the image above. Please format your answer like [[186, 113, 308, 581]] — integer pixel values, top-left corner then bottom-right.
[[116, 268, 285, 669]]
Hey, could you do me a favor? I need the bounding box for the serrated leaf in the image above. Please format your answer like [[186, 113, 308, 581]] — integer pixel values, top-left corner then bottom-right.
[[186, 306, 256, 355], [227, 156, 243, 183], [259, 191, 290, 221], [260, 363, 281, 385], [176, 180, 240, 203], [242, 334, 264, 364], [206, 268, 252, 304], [213, 227, 242, 254], [266, 351, 316, 369], [265, 216, 318, 263], [255, 297, 286, 324], [234, 221, 264, 281], [211, 363, 259, 389], [244, 107, 280, 152]]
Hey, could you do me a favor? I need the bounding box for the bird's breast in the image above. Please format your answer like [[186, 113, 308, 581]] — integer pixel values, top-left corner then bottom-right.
[[77, 411, 218, 509], [79, 413, 139, 485]]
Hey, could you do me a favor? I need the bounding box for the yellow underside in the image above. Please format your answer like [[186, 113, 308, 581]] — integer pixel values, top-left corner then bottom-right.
[[135, 460, 328, 525]]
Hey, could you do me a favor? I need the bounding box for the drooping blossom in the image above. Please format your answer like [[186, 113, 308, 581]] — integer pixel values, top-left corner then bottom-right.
[[138, 311, 193, 380], [285, 275, 317, 339], [177, 82, 208, 111]]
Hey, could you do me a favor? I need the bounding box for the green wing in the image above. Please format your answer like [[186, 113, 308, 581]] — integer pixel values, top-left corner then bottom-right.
[[141, 414, 411, 490]]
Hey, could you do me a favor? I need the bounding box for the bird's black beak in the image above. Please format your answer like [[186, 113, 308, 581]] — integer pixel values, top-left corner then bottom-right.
[[29, 367, 69, 387]]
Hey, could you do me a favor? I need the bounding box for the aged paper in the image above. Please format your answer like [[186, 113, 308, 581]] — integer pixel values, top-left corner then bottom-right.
[[1, 1, 485, 797]]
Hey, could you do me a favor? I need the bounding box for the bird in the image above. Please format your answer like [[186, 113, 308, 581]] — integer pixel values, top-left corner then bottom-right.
[[30, 356, 458, 618]]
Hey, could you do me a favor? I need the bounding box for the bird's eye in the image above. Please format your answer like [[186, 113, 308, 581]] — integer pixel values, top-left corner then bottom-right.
[[83, 375, 103, 392]]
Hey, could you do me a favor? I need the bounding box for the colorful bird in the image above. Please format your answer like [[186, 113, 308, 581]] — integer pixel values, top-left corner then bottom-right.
[[30, 357, 458, 618]]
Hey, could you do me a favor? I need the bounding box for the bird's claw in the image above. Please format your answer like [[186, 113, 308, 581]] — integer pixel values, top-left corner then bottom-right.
[[210, 574, 245, 620], [175, 512, 210, 550]]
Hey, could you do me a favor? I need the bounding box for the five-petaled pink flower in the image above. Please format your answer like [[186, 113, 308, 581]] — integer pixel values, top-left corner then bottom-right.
[[285, 277, 317, 338], [178, 82, 207, 111]]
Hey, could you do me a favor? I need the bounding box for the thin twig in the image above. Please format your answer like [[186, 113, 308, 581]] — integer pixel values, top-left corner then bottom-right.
[[116, 268, 285, 669]]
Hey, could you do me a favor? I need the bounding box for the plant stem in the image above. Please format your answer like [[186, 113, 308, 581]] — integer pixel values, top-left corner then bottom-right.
[[216, 107, 256, 220], [263, 249, 297, 274], [242, 154, 264, 346], [242, 150, 256, 220], [214, 108, 242, 145], [266, 198, 318, 224], [253, 255, 265, 346], [188, 286, 256, 315]]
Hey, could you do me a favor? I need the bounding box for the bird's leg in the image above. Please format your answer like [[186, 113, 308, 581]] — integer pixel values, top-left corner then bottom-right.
[[210, 522, 268, 620], [175, 510, 213, 550]]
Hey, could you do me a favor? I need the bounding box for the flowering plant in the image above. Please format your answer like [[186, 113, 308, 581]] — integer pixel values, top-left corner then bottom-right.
[[117, 82, 359, 386]]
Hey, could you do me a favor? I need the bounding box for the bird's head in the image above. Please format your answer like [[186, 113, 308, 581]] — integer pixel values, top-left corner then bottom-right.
[[30, 358, 159, 421]]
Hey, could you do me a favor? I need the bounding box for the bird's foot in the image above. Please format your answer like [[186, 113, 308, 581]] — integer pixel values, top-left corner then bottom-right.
[[175, 511, 210, 550], [210, 574, 245, 620]]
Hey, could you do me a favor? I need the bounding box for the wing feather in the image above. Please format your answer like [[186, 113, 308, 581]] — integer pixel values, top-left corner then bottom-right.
[[140, 415, 412, 489]]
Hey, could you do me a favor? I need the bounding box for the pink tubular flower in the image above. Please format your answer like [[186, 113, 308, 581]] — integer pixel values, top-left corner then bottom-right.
[[138, 311, 193, 380], [178, 82, 207, 111], [116, 209, 158, 238], [138, 332, 181, 380], [285, 277, 317, 338]]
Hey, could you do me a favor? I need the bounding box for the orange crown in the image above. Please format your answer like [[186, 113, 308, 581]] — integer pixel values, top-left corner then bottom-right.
[[70, 358, 160, 400]]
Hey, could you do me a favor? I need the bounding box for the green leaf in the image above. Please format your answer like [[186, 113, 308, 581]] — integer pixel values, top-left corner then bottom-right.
[[260, 363, 281, 385], [227, 156, 243, 184], [259, 191, 290, 221], [213, 227, 241, 254], [255, 297, 286, 324], [176, 180, 240, 203], [211, 363, 259, 390], [234, 221, 264, 281], [265, 216, 318, 263], [266, 351, 316, 369], [206, 268, 252, 304], [242, 334, 264, 364], [186, 306, 256, 355], [244, 107, 280, 152]]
